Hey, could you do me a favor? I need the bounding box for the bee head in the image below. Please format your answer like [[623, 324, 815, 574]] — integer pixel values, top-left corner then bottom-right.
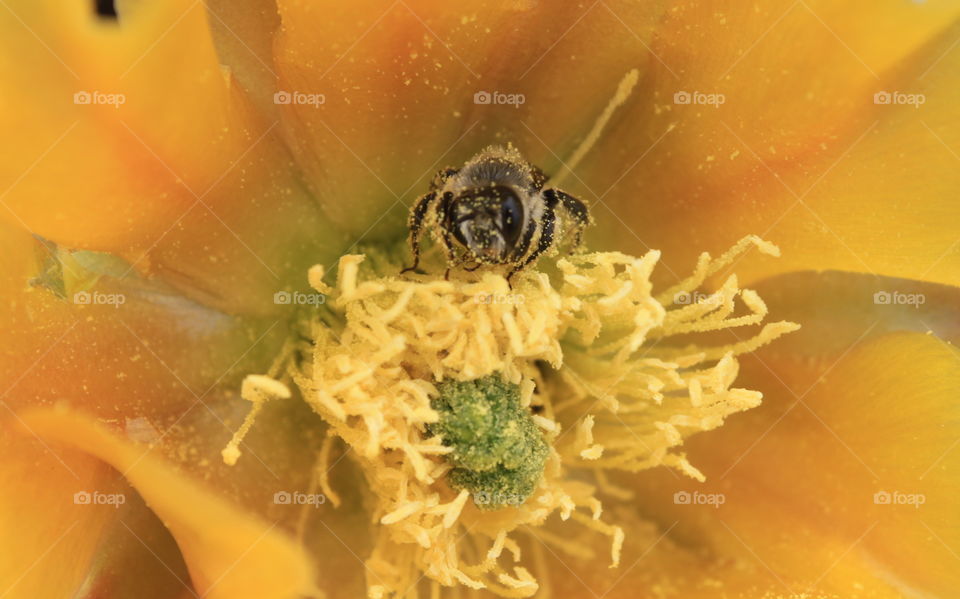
[[448, 185, 525, 263]]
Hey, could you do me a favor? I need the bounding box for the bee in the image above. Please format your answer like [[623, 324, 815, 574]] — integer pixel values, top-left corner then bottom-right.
[[402, 145, 590, 280]]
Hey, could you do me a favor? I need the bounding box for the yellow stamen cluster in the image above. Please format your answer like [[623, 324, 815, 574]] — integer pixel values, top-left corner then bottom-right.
[[226, 236, 798, 598]]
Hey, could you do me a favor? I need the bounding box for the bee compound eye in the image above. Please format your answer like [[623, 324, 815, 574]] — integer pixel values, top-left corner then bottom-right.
[[497, 190, 524, 249]]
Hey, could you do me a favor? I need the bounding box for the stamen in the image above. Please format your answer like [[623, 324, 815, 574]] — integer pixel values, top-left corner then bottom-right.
[[552, 68, 640, 186], [237, 236, 797, 597], [220, 374, 291, 466]]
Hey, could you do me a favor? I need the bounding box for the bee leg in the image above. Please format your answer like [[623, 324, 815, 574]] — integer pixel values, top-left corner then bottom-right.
[[507, 196, 557, 281], [544, 188, 590, 252], [401, 191, 437, 274], [425, 168, 458, 275], [442, 229, 458, 281]]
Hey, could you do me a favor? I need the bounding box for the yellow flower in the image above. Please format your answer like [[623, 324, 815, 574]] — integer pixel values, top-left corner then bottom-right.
[[1, 1, 958, 598]]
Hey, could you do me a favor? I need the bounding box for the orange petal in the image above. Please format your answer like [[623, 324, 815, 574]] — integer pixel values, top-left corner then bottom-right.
[[525, 268, 960, 597], [588, 2, 960, 288], [742, 270, 960, 396], [3, 224, 365, 593], [0, 419, 191, 599], [625, 328, 960, 597], [18, 406, 319, 599], [0, 419, 118, 599], [534, 515, 903, 598], [271, 0, 667, 238], [0, 0, 237, 247], [204, 0, 281, 114], [144, 391, 371, 598], [0, 2, 342, 314], [0, 224, 285, 419], [75, 497, 196, 599]]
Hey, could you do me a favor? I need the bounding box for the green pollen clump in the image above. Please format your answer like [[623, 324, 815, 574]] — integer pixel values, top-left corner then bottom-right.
[[428, 376, 548, 510]]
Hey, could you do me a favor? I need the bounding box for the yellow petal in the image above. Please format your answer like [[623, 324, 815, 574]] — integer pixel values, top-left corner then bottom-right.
[[0, 421, 118, 598], [627, 330, 960, 596], [534, 516, 902, 598], [588, 1, 960, 288], [745, 271, 960, 396], [0, 418, 194, 598], [17, 406, 319, 599], [0, 224, 285, 418], [77, 499, 196, 599], [204, 0, 282, 114], [0, 0, 235, 247], [272, 0, 666, 237], [136, 383, 372, 597], [0, 2, 342, 313], [3, 223, 365, 594]]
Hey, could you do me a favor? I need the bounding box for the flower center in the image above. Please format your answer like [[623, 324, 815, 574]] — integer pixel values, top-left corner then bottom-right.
[[222, 236, 797, 597]]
